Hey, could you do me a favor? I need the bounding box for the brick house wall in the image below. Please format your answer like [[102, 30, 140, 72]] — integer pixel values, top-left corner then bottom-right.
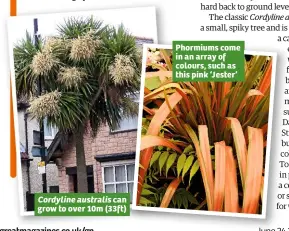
[[93, 126, 137, 192], [57, 132, 94, 192], [56, 124, 136, 193]]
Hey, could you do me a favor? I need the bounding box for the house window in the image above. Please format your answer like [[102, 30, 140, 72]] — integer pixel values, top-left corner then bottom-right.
[[111, 93, 139, 133], [43, 117, 58, 140], [102, 160, 135, 202], [49, 186, 59, 193], [113, 115, 138, 132]]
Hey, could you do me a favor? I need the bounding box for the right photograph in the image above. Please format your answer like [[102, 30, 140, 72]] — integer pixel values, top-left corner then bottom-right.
[[133, 44, 277, 218]]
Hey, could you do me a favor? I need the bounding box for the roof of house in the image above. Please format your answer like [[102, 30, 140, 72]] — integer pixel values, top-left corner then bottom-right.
[[46, 132, 70, 162], [47, 132, 62, 161], [95, 152, 135, 162], [134, 36, 154, 41], [135, 36, 154, 44]]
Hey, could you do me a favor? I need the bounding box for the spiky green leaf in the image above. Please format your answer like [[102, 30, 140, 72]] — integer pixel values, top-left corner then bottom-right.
[[165, 153, 177, 177], [182, 155, 194, 179], [177, 154, 186, 177], [150, 151, 161, 167], [189, 160, 200, 184], [159, 151, 169, 173]]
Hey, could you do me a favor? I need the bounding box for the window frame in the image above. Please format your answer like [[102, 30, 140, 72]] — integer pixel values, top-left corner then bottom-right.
[[110, 92, 140, 133], [109, 117, 139, 134], [43, 118, 58, 140], [49, 185, 59, 193], [101, 159, 135, 194]]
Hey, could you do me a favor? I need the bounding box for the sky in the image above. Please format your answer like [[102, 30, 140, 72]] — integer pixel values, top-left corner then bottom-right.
[[7, 7, 158, 46]]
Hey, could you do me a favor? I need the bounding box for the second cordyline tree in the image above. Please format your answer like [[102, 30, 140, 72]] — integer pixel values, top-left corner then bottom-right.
[[14, 17, 141, 193]]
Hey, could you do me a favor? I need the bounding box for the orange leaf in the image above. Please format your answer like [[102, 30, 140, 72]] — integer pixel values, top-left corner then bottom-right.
[[242, 127, 263, 214], [218, 82, 232, 133], [260, 176, 264, 202], [140, 135, 182, 153], [143, 106, 155, 115], [198, 125, 215, 210], [220, 82, 232, 116], [252, 59, 272, 109], [261, 123, 268, 137], [154, 99, 164, 108], [137, 148, 152, 205], [160, 177, 182, 208], [175, 88, 190, 113], [227, 117, 247, 188], [184, 124, 214, 211], [144, 83, 188, 104], [137, 92, 183, 205], [224, 146, 239, 213], [147, 92, 183, 135], [234, 89, 264, 118], [144, 87, 151, 95], [213, 141, 226, 211]]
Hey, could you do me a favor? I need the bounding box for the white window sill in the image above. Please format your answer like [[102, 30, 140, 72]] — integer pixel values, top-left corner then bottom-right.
[[110, 128, 137, 134], [44, 136, 54, 141]]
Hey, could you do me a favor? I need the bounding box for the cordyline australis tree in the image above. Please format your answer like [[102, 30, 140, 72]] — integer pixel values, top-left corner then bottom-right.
[[137, 49, 272, 214], [14, 17, 141, 193]]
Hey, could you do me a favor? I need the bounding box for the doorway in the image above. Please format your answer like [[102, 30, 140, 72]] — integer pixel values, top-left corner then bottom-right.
[[66, 165, 94, 193]]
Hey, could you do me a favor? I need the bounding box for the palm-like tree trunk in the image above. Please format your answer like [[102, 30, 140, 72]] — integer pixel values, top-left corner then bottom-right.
[[74, 78, 106, 193], [75, 125, 88, 193]]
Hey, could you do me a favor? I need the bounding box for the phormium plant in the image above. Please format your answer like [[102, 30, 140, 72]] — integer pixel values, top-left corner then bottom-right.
[[137, 48, 272, 214]]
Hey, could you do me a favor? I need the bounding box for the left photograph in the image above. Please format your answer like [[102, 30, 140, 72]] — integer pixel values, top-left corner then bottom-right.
[[8, 7, 157, 215]]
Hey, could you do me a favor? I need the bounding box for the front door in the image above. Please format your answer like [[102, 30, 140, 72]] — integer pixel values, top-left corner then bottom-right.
[[66, 165, 94, 193]]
